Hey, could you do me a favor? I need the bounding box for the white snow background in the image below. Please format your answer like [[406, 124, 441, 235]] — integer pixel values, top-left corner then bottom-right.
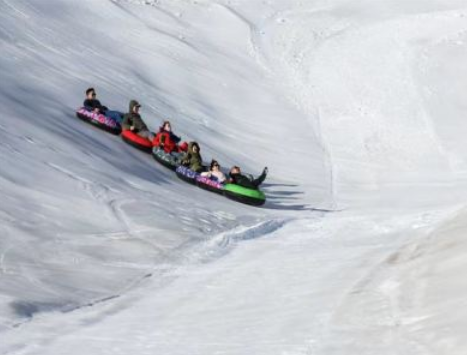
[[1, 0, 467, 354]]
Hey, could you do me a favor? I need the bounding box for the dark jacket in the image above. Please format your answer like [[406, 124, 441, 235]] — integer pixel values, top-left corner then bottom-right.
[[181, 142, 203, 173], [122, 100, 148, 132], [230, 169, 267, 190], [84, 99, 107, 112]]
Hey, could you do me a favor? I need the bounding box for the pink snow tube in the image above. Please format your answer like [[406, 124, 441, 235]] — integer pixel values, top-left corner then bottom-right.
[[196, 175, 224, 194], [76, 107, 121, 135]]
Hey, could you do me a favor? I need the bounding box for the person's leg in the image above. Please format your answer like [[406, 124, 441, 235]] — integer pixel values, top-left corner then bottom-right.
[[137, 130, 155, 141], [252, 169, 267, 188], [104, 110, 124, 123], [170, 151, 183, 160]]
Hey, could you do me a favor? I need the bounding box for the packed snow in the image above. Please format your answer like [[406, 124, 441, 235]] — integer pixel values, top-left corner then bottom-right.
[[1, 0, 467, 354]]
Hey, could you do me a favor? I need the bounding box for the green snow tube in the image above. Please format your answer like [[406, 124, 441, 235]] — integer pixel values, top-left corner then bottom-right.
[[223, 184, 266, 206]]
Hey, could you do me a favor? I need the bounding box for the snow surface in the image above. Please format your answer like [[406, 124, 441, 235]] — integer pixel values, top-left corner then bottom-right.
[[1, 0, 467, 354]]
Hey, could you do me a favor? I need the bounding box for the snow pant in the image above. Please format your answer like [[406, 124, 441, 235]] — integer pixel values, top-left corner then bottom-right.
[[104, 110, 124, 124], [251, 171, 267, 188]]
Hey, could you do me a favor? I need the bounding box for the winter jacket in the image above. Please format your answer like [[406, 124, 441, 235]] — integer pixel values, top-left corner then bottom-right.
[[229, 169, 267, 190], [122, 100, 148, 132], [201, 170, 226, 183], [154, 128, 181, 153], [181, 142, 203, 173], [84, 99, 107, 112]]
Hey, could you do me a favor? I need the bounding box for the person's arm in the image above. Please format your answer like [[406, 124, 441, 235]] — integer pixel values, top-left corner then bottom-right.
[[229, 174, 238, 185], [217, 172, 226, 183], [83, 99, 95, 111], [159, 133, 166, 146], [170, 132, 181, 143], [121, 114, 132, 130], [94, 100, 103, 111], [84, 99, 103, 112], [181, 153, 190, 166], [138, 116, 149, 132]]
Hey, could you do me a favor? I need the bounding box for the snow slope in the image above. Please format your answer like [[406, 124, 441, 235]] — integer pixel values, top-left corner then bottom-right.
[[1, 0, 467, 354]]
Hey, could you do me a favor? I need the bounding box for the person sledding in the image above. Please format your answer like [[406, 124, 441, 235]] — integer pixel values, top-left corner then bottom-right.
[[201, 159, 226, 183], [121, 100, 154, 141], [228, 166, 268, 190], [153, 120, 187, 153], [181, 142, 203, 173], [83, 88, 124, 123]]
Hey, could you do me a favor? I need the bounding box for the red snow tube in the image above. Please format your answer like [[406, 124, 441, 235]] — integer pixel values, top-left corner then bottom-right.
[[121, 130, 153, 153]]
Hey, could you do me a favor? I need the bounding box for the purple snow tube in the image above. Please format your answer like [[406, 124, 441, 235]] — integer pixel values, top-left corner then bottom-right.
[[176, 166, 199, 185]]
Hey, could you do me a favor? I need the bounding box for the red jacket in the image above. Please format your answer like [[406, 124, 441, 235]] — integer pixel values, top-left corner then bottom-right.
[[154, 130, 181, 153]]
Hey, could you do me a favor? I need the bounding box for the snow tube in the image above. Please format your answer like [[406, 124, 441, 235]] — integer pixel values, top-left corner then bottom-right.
[[195, 175, 224, 195], [75, 107, 121, 135], [175, 166, 199, 185], [152, 147, 181, 171], [121, 130, 153, 153], [223, 184, 266, 206]]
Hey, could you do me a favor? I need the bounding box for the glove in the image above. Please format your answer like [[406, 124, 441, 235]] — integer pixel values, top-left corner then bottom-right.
[[263, 167, 268, 175]]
